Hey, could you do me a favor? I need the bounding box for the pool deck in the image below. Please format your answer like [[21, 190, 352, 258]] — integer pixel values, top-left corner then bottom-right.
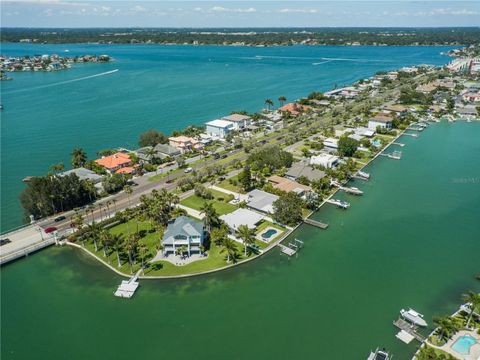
[[427, 330, 480, 360]]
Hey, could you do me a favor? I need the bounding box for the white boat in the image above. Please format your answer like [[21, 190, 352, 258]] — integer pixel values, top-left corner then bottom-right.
[[357, 170, 370, 179], [328, 199, 350, 209], [367, 348, 392, 360], [400, 308, 427, 327]]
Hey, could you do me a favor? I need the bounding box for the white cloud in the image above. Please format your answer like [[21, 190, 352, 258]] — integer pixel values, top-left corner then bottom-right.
[[4, 0, 87, 6], [278, 8, 318, 14]]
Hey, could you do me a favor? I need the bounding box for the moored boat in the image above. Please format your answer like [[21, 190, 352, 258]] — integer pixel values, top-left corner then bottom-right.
[[400, 308, 427, 327], [367, 348, 392, 360], [357, 170, 370, 179]]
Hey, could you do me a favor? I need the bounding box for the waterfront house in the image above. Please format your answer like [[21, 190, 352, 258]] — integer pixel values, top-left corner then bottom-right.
[[246, 189, 279, 214], [462, 92, 480, 103], [278, 103, 310, 117], [161, 216, 205, 256], [368, 114, 393, 130], [154, 143, 181, 158], [205, 119, 235, 139], [267, 176, 312, 196], [285, 162, 326, 182], [58, 167, 103, 184], [416, 83, 438, 93], [221, 114, 251, 130], [95, 152, 132, 173], [168, 136, 204, 153], [310, 154, 339, 169], [220, 208, 265, 232]]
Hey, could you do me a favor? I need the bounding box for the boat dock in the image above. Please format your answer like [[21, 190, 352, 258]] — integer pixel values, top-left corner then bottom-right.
[[406, 126, 424, 132], [393, 142, 405, 147], [393, 318, 426, 343], [304, 218, 329, 229], [380, 150, 402, 160], [326, 199, 350, 209], [278, 238, 303, 256], [114, 274, 140, 298], [330, 180, 364, 195], [403, 133, 418, 138]]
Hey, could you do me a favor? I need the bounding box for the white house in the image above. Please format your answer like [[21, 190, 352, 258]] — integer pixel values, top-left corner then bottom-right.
[[310, 154, 339, 168], [220, 208, 265, 232], [161, 216, 205, 256], [221, 114, 251, 130], [368, 115, 393, 130], [323, 137, 338, 149], [205, 119, 235, 139]]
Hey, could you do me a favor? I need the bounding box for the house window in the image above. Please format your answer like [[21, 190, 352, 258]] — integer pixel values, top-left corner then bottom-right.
[[174, 234, 187, 240]]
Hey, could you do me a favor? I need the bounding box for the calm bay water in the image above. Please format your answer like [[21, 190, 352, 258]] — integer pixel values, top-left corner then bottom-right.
[[1, 44, 455, 231], [1, 121, 479, 360]]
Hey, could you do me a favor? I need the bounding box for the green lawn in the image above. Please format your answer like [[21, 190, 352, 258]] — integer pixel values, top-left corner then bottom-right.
[[180, 194, 237, 215], [216, 174, 244, 194], [145, 240, 250, 276], [81, 219, 160, 275], [180, 188, 236, 215]]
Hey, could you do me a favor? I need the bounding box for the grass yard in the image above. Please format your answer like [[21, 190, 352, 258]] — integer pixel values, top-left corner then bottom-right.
[[144, 240, 250, 276], [179, 189, 237, 215], [216, 174, 245, 194]]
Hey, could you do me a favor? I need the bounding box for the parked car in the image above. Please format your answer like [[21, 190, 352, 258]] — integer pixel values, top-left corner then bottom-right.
[[54, 216, 66, 222], [217, 176, 226, 181], [184, 167, 193, 173], [220, 154, 227, 159], [44, 227, 57, 234], [0, 238, 11, 246]]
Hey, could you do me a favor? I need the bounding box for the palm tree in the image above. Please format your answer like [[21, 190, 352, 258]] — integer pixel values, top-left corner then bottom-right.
[[278, 96, 286, 107], [237, 224, 256, 256], [210, 224, 229, 246], [124, 235, 138, 274], [433, 316, 456, 343], [177, 245, 188, 259], [99, 230, 111, 257], [83, 180, 96, 203], [110, 233, 124, 267], [124, 184, 133, 207], [462, 290, 480, 328], [264, 98, 274, 110], [50, 162, 65, 173], [199, 202, 219, 232], [71, 147, 87, 168], [144, 147, 158, 164], [138, 243, 148, 275], [220, 237, 238, 263], [86, 222, 102, 252], [112, 199, 118, 213]]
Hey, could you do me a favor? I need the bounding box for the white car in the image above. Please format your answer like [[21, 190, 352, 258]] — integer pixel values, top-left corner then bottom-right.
[[184, 167, 193, 173]]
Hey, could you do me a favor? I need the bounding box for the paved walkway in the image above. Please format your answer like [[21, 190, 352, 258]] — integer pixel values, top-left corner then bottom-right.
[[150, 251, 208, 266]]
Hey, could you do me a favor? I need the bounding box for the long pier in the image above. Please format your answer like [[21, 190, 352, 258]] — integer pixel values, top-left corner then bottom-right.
[[304, 218, 329, 229], [393, 318, 426, 343]]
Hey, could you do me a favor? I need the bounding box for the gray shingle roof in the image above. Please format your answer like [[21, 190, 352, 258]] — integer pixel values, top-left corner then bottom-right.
[[162, 216, 204, 245], [285, 163, 326, 182]]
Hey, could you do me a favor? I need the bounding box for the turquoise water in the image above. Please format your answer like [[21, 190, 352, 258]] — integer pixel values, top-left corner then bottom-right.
[[0, 44, 455, 231], [451, 335, 477, 355], [262, 228, 278, 239], [2, 121, 479, 360]]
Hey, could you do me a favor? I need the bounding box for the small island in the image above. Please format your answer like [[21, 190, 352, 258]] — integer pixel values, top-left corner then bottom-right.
[[0, 54, 111, 76]]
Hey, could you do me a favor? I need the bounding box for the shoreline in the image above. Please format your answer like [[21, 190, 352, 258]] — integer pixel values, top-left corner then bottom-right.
[[66, 126, 413, 279]]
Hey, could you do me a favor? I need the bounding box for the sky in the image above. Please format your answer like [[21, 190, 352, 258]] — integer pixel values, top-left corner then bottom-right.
[[1, 0, 480, 28]]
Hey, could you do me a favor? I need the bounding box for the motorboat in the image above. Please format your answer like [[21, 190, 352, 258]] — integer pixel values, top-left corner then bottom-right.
[[400, 308, 427, 327], [367, 348, 392, 360], [357, 170, 370, 179]]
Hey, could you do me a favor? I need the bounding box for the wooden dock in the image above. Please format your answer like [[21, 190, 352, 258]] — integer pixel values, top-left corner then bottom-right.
[[393, 142, 405, 147], [304, 218, 329, 229], [114, 274, 140, 298], [380, 151, 402, 160], [393, 318, 426, 343], [278, 239, 303, 257]]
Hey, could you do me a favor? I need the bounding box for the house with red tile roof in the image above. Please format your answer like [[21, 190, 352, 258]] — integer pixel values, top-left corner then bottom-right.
[[94, 152, 132, 173], [278, 103, 311, 117]]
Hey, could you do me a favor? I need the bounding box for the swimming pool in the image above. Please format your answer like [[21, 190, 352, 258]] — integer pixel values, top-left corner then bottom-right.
[[261, 229, 278, 240], [451, 335, 477, 355]]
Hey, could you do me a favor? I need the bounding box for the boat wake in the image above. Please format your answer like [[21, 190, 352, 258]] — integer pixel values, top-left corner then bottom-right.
[[3, 69, 119, 94], [312, 60, 333, 65]]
